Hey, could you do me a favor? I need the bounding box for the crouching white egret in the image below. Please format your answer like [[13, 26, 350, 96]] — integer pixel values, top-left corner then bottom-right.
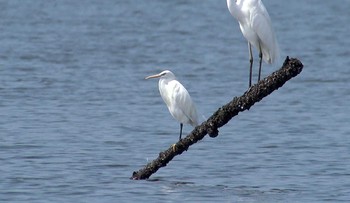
[[227, 0, 280, 87], [145, 70, 199, 141]]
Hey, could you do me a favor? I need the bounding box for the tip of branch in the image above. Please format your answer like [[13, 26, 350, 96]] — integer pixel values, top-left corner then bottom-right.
[[283, 56, 290, 66]]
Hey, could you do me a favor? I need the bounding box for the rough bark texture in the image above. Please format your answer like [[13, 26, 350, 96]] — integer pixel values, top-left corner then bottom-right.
[[131, 57, 303, 180]]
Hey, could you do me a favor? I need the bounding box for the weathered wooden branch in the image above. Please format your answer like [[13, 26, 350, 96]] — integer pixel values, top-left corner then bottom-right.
[[131, 56, 303, 180]]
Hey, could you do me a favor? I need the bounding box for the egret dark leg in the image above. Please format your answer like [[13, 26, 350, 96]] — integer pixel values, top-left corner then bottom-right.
[[248, 43, 253, 88], [179, 123, 183, 140], [258, 44, 263, 82]]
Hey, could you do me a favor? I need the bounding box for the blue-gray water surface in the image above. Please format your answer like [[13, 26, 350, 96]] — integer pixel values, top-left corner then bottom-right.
[[1, 0, 349, 202]]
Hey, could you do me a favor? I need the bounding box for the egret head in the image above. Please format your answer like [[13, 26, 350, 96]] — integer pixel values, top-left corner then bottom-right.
[[145, 70, 175, 80]]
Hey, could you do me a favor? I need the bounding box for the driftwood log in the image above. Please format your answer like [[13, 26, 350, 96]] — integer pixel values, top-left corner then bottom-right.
[[132, 56, 303, 180]]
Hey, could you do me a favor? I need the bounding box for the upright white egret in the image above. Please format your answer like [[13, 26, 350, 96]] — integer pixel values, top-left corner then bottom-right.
[[227, 0, 279, 87], [145, 70, 199, 141]]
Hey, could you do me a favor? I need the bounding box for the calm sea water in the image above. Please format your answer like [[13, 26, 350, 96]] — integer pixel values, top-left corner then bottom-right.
[[1, 0, 349, 202]]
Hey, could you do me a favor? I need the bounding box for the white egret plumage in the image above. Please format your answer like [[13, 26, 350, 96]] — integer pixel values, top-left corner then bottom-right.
[[227, 0, 280, 87], [145, 70, 199, 141]]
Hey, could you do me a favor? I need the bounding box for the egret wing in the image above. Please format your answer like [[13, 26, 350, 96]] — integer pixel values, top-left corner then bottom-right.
[[250, 1, 279, 63], [171, 80, 198, 127]]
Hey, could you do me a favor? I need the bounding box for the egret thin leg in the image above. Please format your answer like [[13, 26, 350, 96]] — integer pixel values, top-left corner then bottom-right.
[[248, 42, 253, 87], [179, 123, 183, 140], [258, 44, 263, 82]]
